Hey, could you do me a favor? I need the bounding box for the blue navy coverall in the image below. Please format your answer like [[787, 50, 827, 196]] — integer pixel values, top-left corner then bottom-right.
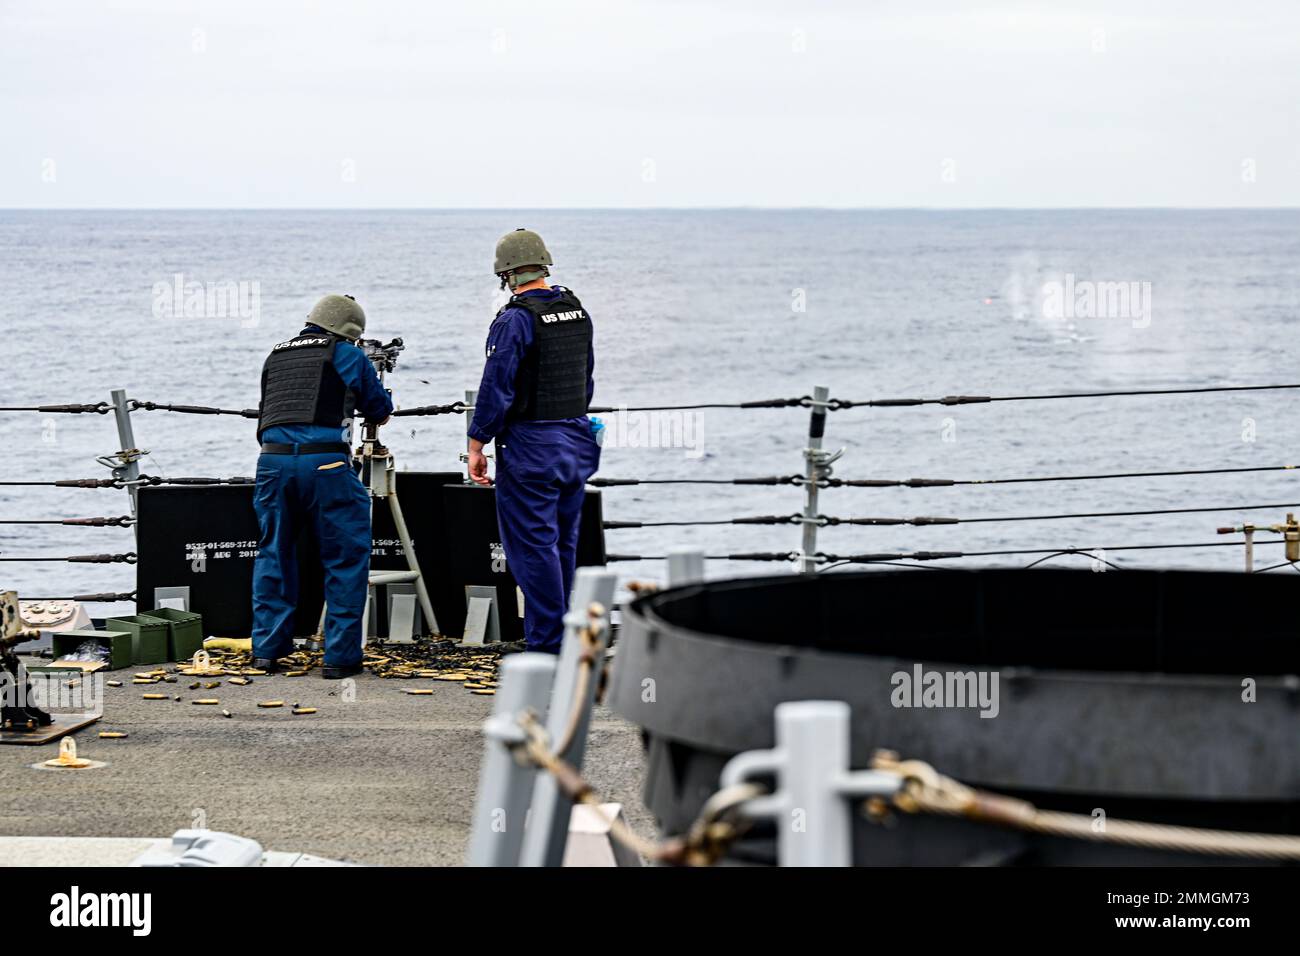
[[469, 288, 601, 653], [251, 325, 394, 667]]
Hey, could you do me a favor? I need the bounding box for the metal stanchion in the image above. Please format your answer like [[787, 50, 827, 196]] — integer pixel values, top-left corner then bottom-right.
[[464, 387, 477, 464], [518, 566, 618, 867], [720, 700, 900, 866], [799, 385, 840, 573], [467, 652, 560, 866], [109, 388, 142, 539], [666, 547, 705, 586]]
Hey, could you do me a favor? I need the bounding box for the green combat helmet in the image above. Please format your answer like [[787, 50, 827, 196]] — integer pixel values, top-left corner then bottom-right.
[[494, 228, 553, 290], [307, 293, 366, 341]]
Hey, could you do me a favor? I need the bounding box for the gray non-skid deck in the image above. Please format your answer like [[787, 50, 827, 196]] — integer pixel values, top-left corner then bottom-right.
[[0, 668, 652, 866]]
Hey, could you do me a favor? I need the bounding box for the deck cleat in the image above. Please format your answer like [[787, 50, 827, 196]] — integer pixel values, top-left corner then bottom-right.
[[42, 737, 94, 769], [180, 650, 226, 677]]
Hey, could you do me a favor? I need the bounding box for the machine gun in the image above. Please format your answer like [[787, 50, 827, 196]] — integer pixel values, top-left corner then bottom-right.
[[354, 336, 406, 457], [0, 590, 53, 731], [358, 337, 404, 381]]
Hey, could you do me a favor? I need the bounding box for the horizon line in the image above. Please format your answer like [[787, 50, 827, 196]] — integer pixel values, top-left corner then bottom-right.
[[2, 205, 1299, 213]]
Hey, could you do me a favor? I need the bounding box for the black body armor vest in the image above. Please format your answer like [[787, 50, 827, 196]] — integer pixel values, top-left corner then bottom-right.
[[501, 288, 593, 423], [256, 333, 349, 440]]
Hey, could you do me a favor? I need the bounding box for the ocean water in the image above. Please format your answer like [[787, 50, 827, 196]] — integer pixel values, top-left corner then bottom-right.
[[2, 209, 1299, 608]]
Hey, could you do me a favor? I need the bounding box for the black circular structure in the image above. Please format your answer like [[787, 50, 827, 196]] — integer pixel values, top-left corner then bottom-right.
[[608, 567, 1300, 865]]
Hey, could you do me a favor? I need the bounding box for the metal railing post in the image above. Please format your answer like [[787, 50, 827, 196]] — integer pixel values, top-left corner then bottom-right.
[[467, 652, 559, 866], [464, 388, 477, 441], [518, 566, 618, 867], [799, 385, 830, 573], [666, 547, 705, 587], [109, 388, 141, 540], [720, 700, 901, 866]]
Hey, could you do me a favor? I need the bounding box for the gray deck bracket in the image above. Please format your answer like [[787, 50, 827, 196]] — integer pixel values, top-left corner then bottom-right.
[[463, 586, 501, 646], [720, 700, 901, 866]]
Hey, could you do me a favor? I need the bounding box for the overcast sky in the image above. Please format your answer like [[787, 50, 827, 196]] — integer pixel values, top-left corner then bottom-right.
[[2, 0, 1296, 208]]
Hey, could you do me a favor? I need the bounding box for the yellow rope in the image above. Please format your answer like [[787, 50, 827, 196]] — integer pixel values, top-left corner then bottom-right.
[[871, 750, 1300, 860]]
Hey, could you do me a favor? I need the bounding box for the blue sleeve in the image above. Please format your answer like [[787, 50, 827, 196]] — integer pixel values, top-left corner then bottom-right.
[[468, 308, 532, 444], [333, 341, 394, 422]]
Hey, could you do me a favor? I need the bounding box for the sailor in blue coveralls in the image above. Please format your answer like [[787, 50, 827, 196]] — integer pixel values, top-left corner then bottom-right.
[[467, 229, 601, 653], [251, 294, 393, 679]]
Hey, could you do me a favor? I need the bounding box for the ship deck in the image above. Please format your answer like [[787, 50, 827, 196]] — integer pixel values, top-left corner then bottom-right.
[[0, 666, 652, 866]]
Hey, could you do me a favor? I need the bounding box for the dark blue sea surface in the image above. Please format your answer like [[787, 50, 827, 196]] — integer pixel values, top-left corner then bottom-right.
[[2, 209, 1298, 606]]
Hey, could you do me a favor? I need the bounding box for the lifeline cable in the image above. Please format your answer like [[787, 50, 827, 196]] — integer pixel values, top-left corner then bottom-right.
[[830, 382, 1300, 409], [0, 475, 253, 488], [380, 385, 1300, 414], [591, 463, 1300, 490], [6, 383, 1298, 417], [606, 552, 802, 563], [0, 553, 137, 564], [590, 475, 800, 487], [607, 539, 1284, 564], [0, 402, 111, 414], [1020, 550, 1128, 572], [391, 401, 468, 417], [827, 500, 1300, 527], [605, 501, 1300, 530], [820, 559, 952, 573], [128, 400, 258, 419], [818, 539, 1282, 565], [0, 515, 134, 527], [587, 397, 809, 412], [0, 478, 120, 488], [605, 515, 802, 528], [392, 396, 811, 417], [137, 475, 255, 486], [22, 592, 137, 602], [828, 463, 1300, 489]]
